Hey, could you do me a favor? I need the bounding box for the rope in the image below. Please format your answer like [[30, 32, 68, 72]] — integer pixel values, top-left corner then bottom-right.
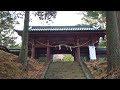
[[35, 40, 91, 48], [36, 41, 53, 47]]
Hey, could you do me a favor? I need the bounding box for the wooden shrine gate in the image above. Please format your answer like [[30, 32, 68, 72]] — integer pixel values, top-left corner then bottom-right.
[[16, 25, 106, 62]]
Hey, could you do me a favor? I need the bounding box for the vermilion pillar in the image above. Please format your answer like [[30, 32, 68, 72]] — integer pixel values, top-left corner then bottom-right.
[[74, 49, 77, 61], [46, 40, 50, 61], [31, 40, 35, 59], [76, 38, 80, 62]]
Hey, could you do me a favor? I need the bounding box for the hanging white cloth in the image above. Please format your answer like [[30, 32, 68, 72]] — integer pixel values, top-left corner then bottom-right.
[[69, 46, 72, 52], [59, 45, 61, 50], [88, 45, 96, 60]]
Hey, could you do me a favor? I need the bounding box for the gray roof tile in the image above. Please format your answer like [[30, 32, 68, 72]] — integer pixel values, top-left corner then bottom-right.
[[28, 25, 104, 31]]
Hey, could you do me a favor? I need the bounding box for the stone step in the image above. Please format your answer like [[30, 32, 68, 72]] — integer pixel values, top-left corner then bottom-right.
[[44, 61, 86, 79]]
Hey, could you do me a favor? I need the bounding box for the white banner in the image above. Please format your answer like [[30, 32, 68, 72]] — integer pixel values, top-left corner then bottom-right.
[[89, 46, 96, 60]]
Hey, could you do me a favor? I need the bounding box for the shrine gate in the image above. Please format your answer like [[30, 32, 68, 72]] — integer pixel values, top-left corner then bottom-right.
[[16, 25, 106, 62]]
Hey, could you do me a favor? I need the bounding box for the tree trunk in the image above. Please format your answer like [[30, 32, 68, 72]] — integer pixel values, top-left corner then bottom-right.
[[19, 11, 29, 71], [106, 11, 120, 71], [116, 11, 120, 42]]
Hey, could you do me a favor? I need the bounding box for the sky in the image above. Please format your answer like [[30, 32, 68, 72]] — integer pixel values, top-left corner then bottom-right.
[[14, 11, 84, 44]]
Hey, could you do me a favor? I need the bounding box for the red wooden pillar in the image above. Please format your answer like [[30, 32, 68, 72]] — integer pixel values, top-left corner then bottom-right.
[[31, 40, 35, 59], [46, 40, 50, 61], [72, 51, 76, 61], [76, 38, 80, 62], [74, 49, 77, 61]]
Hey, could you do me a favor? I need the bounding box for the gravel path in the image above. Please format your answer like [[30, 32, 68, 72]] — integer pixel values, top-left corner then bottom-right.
[[44, 61, 86, 79]]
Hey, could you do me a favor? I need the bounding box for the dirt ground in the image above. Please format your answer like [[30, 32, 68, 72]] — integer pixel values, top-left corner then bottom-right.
[[85, 59, 108, 79], [1, 49, 120, 79], [44, 61, 86, 79], [103, 68, 120, 79], [82, 59, 120, 79], [0, 50, 45, 79]]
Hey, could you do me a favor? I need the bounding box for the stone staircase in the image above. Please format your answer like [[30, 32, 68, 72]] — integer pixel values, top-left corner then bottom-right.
[[44, 61, 87, 79]]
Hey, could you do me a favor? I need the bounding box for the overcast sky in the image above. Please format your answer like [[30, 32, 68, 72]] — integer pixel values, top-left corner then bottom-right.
[[14, 11, 84, 44]]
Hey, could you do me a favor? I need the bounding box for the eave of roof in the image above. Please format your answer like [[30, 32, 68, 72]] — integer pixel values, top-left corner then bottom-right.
[[15, 25, 106, 32]]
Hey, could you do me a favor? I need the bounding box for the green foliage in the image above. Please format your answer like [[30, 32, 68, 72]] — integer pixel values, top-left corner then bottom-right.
[[62, 54, 74, 61], [16, 11, 57, 24], [98, 36, 107, 48], [9, 43, 21, 49], [81, 11, 107, 48], [99, 40, 106, 48], [0, 11, 18, 48], [33, 11, 57, 23], [81, 11, 106, 28], [0, 11, 57, 48]]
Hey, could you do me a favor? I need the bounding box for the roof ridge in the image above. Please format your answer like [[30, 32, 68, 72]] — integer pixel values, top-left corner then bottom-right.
[[30, 25, 94, 29], [30, 25, 92, 27]]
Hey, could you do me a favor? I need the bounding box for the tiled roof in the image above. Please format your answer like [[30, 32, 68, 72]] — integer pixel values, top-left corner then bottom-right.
[[28, 25, 104, 31]]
